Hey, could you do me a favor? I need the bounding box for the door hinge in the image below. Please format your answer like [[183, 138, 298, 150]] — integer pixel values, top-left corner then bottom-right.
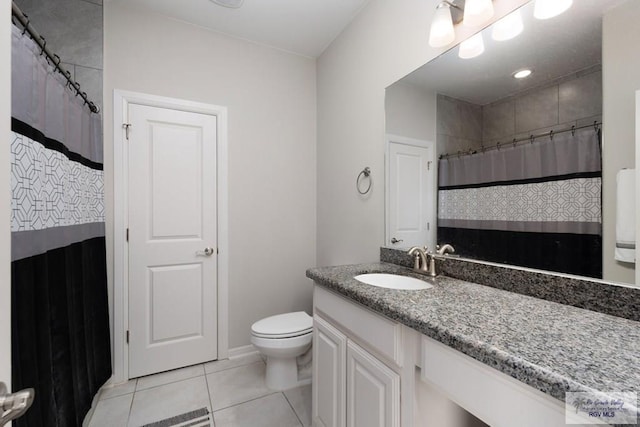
[[427, 222, 430, 231], [126, 330, 129, 344], [123, 123, 132, 140], [126, 228, 129, 242], [427, 161, 432, 171]]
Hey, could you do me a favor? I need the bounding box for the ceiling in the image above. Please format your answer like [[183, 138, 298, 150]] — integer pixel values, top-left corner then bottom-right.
[[399, 0, 627, 105], [116, 0, 372, 58]]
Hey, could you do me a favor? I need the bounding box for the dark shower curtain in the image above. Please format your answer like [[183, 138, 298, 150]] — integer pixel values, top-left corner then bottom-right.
[[438, 126, 602, 278], [10, 24, 111, 426]]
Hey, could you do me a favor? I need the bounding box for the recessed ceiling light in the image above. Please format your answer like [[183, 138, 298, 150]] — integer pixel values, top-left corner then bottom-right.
[[210, 0, 244, 8], [513, 69, 532, 79]]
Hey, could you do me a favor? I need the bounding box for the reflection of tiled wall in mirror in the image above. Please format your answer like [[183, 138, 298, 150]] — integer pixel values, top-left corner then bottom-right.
[[14, 0, 103, 112], [437, 65, 602, 156], [436, 94, 483, 157]]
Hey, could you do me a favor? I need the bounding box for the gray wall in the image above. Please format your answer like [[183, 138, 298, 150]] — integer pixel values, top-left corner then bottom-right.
[[436, 67, 602, 159], [436, 94, 483, 158], [481, 66, 602, 147], [385, 82, 437, 144], [602, 0, 640, 284], [104, 2, 317, 352], [14, 0, 103, 111]]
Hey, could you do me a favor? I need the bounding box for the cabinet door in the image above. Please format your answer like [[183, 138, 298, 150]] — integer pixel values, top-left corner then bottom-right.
[[347, 341, 400, 427], [313, 315, 347, 427]]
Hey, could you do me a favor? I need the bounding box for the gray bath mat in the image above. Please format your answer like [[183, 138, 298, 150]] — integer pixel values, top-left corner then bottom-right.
[[141, 407, 212, 427]]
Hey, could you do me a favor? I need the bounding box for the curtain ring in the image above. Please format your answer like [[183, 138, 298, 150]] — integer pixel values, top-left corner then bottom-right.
[[457, 150, 462, 158], [549, 130, 554, 141], [512, 138, 517, 148], [39, 35, 46, 55], [496, 142, 501, 151], [571, 125, 576, 137], [480, 144, 485, 153], [594, 121, 599, 132], [21, 14, 29, 35], [356, 167, 372, 195], [530, 135, 535, 144]]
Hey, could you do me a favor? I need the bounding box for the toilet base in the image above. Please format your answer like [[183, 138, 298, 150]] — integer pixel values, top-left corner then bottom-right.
[[265, 356, 299, 391]]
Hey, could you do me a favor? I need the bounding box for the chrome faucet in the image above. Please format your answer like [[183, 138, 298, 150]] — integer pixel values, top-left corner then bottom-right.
[[408, 246, 437, 277], [408, 244, 455, 277], [408, 246, 429, 273]]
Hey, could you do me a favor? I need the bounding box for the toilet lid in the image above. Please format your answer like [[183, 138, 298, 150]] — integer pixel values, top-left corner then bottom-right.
[[251, 311, 312, 338]]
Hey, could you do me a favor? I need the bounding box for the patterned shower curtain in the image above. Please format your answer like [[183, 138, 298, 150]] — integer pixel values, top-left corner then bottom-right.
[[10, 25, 111, 426], [438, 126, 602, 278]]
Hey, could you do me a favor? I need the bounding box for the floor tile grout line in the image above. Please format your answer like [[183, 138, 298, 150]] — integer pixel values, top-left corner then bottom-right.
[[203, 365, 216, 426], [282, 391, 305, 427], [135, 368, 206, 393], [211, 391, 280, 413], [204, 358, 265, 375], [126, 387, 136, 427]]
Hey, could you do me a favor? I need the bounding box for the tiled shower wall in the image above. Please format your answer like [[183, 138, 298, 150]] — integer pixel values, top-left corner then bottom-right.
[[437, 65, 602, 157], [14, 0, 103, 112]]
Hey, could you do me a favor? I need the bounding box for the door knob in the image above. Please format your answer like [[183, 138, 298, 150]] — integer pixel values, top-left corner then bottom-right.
[[0, 382, 34, 426], [391, 238, 403, 244], [196, 247, 215, 256]]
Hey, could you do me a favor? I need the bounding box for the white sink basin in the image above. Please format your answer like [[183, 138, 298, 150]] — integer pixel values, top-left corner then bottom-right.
[[354, 273, 433, 290]]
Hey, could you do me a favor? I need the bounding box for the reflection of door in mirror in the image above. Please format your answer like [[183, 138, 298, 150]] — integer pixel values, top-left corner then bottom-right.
[[386, 136, 436, 250]]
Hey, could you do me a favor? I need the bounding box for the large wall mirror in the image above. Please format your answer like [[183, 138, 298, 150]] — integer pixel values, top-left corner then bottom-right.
[[385, 0, 638, 284]]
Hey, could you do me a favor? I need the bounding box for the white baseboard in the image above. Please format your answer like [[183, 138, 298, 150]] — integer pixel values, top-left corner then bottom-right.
[[228, 344, 259, 359]]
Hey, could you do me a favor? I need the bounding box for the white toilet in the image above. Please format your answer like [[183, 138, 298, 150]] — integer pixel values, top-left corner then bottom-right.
[[250, 311, 313, 391]]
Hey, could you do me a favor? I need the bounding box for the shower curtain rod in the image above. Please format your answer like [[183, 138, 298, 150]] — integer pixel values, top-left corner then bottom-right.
[[11, 1, 100, 113], [440, 121, 602, 160]]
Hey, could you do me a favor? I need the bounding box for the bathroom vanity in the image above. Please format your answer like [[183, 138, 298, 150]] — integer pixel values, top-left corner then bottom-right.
[[307, 256, 640, 427]]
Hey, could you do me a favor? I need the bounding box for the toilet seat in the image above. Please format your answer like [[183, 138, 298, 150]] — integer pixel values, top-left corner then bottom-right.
[[251, 311, 312, 339]]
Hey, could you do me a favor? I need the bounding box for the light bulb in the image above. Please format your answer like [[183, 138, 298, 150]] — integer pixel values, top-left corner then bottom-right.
[[429, 3, 456, 48], [463, 0, 494, 27], [459, 33, 485, 59], [513, 69, 532, 79], [534, 0, 572, 20], [492, 9, 523, 41]]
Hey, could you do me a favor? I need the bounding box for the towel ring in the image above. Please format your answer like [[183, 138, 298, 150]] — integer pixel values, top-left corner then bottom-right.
[[357, 167, 372, 195]]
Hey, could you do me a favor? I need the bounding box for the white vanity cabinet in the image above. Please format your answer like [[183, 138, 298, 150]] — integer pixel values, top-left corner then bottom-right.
[[312, 286, 401, 427]]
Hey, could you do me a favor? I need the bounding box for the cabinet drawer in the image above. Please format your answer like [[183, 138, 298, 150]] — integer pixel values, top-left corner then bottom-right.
[[314, 285, 402, 366]]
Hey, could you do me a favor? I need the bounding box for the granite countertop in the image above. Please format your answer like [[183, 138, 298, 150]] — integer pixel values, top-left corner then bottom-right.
[[306, 262, 640, 419]]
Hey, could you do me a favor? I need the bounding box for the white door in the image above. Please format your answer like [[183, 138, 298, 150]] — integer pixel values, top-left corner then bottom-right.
[[346, 341, 400, 427], [128, 104, 218, 378], [313, 315, 347, 427], [388, 139, 436, 249]]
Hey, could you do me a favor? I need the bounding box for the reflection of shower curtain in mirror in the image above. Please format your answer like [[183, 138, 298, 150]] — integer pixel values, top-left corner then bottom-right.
[[10, 25, 111, 426], [438, 127, 602, 278]]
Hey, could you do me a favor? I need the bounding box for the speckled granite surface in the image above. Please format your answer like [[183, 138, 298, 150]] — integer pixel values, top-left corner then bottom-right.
[[306, 262, 640, 422], [380, 247, 640, 322]]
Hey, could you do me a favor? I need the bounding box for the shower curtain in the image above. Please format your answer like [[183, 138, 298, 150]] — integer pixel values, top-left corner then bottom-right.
[[10, 25, 111, 426], [438, 126, 602, 278]]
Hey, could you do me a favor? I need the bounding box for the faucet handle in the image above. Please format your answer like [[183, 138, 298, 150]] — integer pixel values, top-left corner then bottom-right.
[[436, 244, 455, 256]]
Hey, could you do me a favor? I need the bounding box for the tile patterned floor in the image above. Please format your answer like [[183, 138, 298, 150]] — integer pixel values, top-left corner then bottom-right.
[[88, 353, 311, 427]]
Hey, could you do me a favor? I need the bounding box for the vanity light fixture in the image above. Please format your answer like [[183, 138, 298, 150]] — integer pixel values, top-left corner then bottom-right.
[[492, 9, 523, 41], [428, 0, 495, 48], [463, 0, 494, 27], [513, 68, 533, 79], [533, 0, 572, 20], [459, 32, 485, 59], [428, 2, 458, 48]]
